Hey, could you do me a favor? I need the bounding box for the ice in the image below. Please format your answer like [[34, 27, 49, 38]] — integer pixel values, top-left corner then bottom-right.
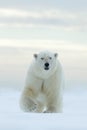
[[0, 87, 87, 130]]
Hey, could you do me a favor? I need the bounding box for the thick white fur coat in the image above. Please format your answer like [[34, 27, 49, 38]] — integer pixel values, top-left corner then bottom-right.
[[20, 51, 64, 113]]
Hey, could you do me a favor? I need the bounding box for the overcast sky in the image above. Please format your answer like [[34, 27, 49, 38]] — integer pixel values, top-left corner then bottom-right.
[[0, 0, 87, 47]]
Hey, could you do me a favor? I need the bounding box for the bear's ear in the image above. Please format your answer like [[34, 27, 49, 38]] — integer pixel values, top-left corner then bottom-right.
[[34, 54, 38, 59], [54, 53, 58, 58]]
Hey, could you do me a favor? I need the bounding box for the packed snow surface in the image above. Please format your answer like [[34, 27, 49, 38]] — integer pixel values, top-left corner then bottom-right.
[[0, 87, 87, 130]]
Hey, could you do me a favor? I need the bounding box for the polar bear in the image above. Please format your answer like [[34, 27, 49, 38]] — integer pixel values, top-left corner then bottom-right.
[[20, 50, 64, 113]]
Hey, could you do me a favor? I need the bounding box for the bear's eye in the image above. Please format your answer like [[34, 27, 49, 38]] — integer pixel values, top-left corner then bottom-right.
[[49, 57, 52, 60], [41, 57, 44, 60]]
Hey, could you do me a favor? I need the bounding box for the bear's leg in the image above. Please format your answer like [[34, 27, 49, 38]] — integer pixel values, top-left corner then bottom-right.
[[20, 88, 38, 112], [44, 105, 58, 113], [44, 98, 62, 113], [45, 105, 62, 113], [20, 95, 38, 112], [20, 88, 46, 113]]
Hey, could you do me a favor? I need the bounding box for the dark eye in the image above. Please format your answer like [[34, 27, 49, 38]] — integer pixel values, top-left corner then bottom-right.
[[49, 57, 52, 60], [41, 57, 44, 60]]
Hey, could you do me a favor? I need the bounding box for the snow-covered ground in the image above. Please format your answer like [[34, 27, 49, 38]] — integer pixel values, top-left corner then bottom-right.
[[0, 86, 87, 130]]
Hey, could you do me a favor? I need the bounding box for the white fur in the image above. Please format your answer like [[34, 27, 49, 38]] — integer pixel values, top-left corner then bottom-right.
[[20, 51, 64, 113]]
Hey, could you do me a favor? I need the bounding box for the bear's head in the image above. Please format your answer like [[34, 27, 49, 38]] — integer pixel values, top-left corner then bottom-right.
[[33, 51, 58, 72]]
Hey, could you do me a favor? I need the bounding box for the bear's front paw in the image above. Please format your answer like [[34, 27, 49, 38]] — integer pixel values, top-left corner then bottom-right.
[[44, 106, 59, 113], [29, 103, 37, 112]]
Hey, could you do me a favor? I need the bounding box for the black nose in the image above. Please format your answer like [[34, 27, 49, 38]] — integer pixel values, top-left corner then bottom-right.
[[45, 63, 49, 67]]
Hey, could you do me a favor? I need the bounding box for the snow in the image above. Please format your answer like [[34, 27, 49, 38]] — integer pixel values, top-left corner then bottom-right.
[[0, 87, 87, 130]]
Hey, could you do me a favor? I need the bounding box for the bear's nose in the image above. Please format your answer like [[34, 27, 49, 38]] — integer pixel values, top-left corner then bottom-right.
[[45, 62, 49, 67]]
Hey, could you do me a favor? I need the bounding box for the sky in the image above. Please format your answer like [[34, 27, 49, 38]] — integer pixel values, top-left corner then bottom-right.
[[0, 0, 87, 47]]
